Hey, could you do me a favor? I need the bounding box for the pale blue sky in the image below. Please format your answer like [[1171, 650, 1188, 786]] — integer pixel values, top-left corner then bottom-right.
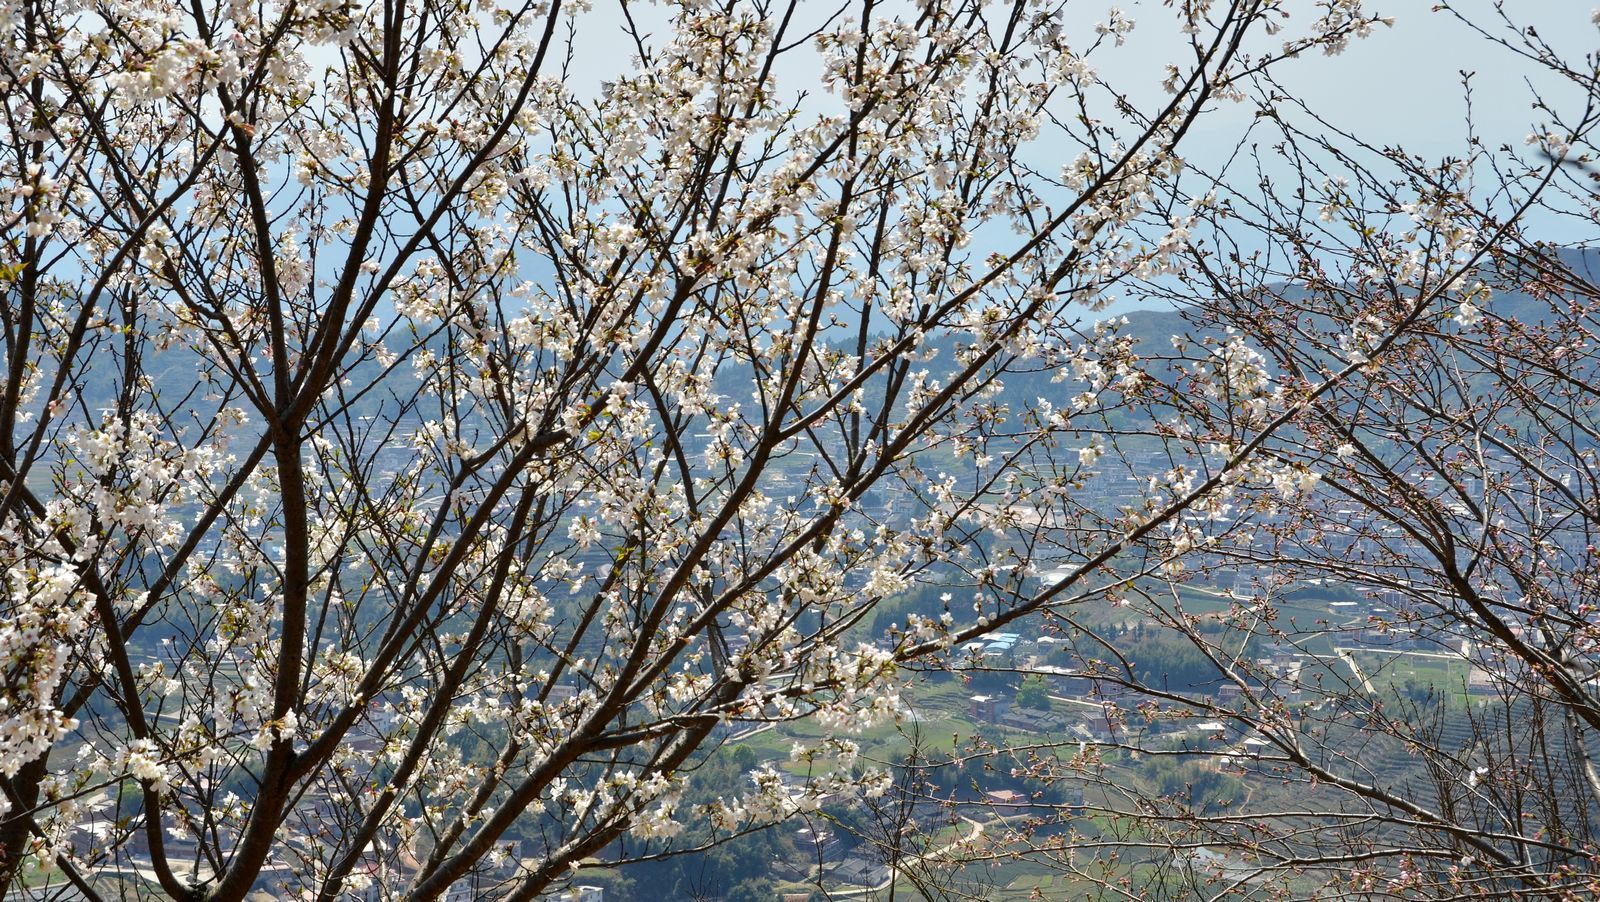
[[553, 1, 1596, 230], [313, 1, 1595, 317], [552, 1, 1594, 155]]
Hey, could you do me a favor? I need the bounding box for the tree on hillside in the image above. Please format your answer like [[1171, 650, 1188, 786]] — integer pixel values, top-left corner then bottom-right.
[[899, 6, 1600, 898], [0, 0, 1399, 897]]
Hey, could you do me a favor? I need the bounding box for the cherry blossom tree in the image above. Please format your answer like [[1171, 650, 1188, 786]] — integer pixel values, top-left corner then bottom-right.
[[878, 7, 1600, 898], [0, 0, 1398, 897]]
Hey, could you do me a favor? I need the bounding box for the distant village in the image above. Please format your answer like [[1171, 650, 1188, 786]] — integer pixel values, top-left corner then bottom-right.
[[75, 427, 1562, 899]]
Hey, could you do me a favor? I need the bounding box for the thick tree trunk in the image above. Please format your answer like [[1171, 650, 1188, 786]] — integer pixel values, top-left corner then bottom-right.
[[0, 758, 49, 892]]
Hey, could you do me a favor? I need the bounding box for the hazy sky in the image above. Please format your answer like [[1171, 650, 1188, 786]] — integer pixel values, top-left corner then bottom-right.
[[1099, 1, 1591, 153], [422, 1, 1600, 313], [552, 2, 1594, 151], [552, 1, 1596, 222]]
